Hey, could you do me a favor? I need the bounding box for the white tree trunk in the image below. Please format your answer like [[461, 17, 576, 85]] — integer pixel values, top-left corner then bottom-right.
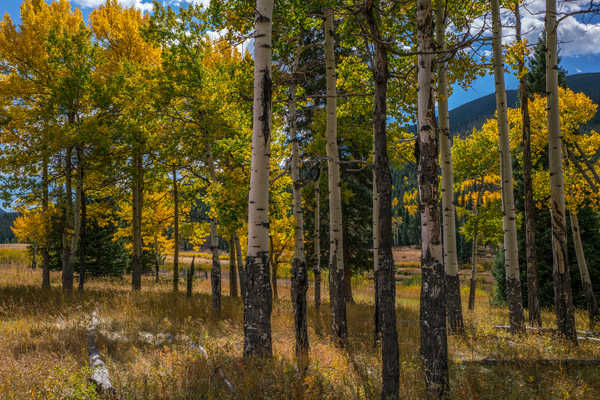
[[244, 0, 274, 357], [491, 0, 524, 331], [546, 0, 577, 341], [209, 150, 222, 313], [435, 6, 463, 333], [324, 8, 347, 344], [416, 0, 448, 395]]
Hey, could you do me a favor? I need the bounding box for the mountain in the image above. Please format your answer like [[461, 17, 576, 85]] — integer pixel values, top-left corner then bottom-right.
[[450, 73, 600, 136]]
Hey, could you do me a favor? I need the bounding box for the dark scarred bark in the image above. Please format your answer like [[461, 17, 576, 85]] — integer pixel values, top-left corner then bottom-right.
[[468, 230, 478, 311], [289, 77, 309, 367], [230, 236, 238, 298], [364, 3, 400, 398], [343, 226, 354, 304], [514, 2, 541, 327], [417, 0, 449, 395]]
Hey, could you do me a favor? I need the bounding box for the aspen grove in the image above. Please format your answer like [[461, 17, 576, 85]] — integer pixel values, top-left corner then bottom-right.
[[1, 0, 600, 399]]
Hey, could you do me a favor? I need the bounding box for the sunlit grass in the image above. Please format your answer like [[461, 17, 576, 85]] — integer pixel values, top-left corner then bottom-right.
[[0, 264, 598, 399]]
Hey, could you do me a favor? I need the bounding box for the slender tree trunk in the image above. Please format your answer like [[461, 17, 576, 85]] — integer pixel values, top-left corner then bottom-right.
[[435, 6, 464, 334], [373, 166, 380, 344], [314, 176, 321, 311], [491, 0, 524, 332], [70, 147, 82, 287], [62, 146, 74, 293], [173, 167, 179, 292], [155, 235, 160, 283], [235, 233, 246, 300], [546, 0, 577, 342], [77, 147, 86, 291], [230, 236, 238, 297], [324, 7, 347, 345], [514, 4, 542, 327], [131, 144, 144, 291], [416, 0, 449, 395], [289, 79, 309, 367], [187, 256, 195, 298], [269, 235, 278, 300], [468, 227, 478, 311], [343, 228, 354, 304], [31, 241, 37, 269], [244, 0, 274, 357], [570, 212, 600, 328], [209, 152, 222, 313], [365, 4, 400, 396], [42, 153, 50, 289]]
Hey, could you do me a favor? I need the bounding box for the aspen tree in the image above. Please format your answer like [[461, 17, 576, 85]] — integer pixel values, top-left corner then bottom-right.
[[244, 0, 274, 357], [491, 0, 524, 331]]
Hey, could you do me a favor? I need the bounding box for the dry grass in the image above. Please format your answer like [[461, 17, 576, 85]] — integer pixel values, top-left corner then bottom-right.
[[0, 264, 599, 399]]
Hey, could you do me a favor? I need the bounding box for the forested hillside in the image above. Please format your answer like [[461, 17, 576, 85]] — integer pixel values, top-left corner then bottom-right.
[[451, 73, 600, 135]]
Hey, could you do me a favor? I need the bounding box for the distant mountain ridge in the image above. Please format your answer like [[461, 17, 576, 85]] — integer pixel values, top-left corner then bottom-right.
[[450, 73, 600, 136]]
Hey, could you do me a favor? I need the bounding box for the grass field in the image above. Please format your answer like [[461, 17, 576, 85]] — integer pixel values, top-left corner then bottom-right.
[[0, 257, 599, 399]]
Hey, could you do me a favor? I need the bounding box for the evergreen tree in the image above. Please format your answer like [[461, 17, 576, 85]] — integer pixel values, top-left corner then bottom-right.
[[526, 33, 567, 96]]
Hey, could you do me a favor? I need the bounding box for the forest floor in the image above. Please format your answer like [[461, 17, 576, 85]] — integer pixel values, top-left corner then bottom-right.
[[0, 262, 599, 399]]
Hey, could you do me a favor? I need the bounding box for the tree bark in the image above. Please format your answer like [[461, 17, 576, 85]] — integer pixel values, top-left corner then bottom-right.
[[77, 147, 86, 291], [365, 4, 400, 397], [513, 1, 541, 328], [491, 0, 524, 332], [416, 0, 449, 396], [235, 233, 246, 300], [373, 165, 380, 344], [569, 212, 600, 329], [62, 146, 74, 293], [269, 235, 278, 300], [209, 151, 222, 313], [187, 256, 195, 298], [289, 78, 309, 368], [31, 241, 37, 269], [343, 232, 354, 304], [314, 175, 321, 311], [173, 167, 179, 292], [435, 5, 464, 334], [546, 0, 577, 342], [70, 148, 82, 288], [42, 152, 50, 289], [154, 235, 160, 283], [324, 7, 347, 346], [131, 144, 144, 291], [229, 236, 238, 297], [244, 0, 274, 357], [468, 228, 478, 311]]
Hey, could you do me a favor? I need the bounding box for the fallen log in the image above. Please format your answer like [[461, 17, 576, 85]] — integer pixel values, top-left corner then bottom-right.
[[88, 312, 118, 398], [456, 358, 600, 366]]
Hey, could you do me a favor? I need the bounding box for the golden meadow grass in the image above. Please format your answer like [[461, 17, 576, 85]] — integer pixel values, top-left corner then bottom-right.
[[0, 261, 599, 399]]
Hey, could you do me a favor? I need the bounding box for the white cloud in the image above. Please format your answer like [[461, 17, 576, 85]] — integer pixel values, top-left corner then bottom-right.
[[73, 0, 154, 13], [461, 0, 600, 57]]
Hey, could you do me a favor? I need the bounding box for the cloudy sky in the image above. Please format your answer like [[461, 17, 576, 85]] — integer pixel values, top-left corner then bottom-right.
[[1, 0, 599, 109]]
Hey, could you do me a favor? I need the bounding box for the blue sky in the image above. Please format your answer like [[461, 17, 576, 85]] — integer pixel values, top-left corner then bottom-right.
[[2, 0, 599, 110]]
